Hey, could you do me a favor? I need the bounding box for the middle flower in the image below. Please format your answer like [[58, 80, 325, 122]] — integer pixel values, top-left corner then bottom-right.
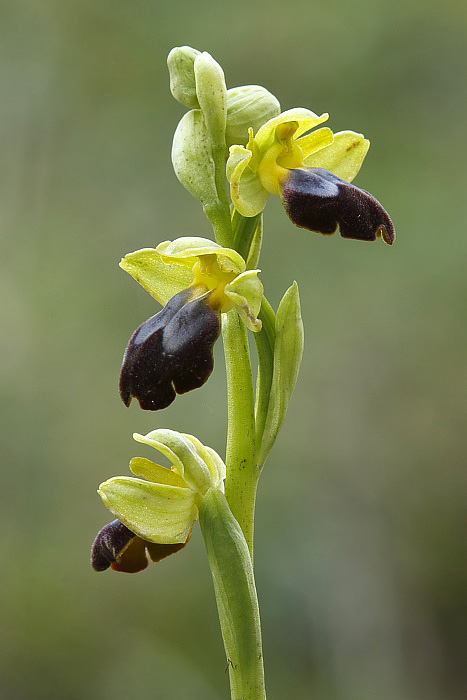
[[119, 237, 263, 411]]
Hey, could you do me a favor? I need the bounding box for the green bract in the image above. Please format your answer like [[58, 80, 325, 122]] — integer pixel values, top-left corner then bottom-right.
[[258, 282, 304, 466], [227, 108, 369, 217], [98, 429, 226, 545], [120, 237, 264, 332]]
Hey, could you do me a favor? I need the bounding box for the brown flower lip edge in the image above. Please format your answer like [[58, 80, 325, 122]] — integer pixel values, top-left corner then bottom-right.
[[91, 519, 189, 573], [281, 167, 395, 245], [119, 288, 221, 411]]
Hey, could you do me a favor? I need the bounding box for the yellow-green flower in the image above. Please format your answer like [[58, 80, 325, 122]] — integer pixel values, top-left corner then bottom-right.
[[91, 428, 226, 573], [227, 108, 395, 244], [119, 237, 263, 410]]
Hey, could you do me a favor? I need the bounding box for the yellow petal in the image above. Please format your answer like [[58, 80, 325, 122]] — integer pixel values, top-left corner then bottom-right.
[[254, 108, 329, 151], [296, 127, 334, 159], [129, 457, 189, 488], [303, 130, 370, 183]]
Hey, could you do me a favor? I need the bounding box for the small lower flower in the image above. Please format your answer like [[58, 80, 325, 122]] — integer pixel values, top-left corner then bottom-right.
[[90, 428, 226, 574], [119, 238, 263, 411]]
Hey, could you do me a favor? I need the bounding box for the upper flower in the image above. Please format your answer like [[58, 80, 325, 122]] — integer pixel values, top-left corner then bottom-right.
[[227, 109, 395, 244], [119, 237, 263, 410]]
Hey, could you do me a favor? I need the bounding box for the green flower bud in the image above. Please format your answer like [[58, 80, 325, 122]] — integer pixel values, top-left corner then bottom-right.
[[171, 108, 218, 207], [167, 46, 200, 109], [225, 85, 281, 149]]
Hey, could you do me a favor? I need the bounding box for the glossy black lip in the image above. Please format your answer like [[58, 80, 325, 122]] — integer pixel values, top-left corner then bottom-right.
[[119, 288, 221, 411], [281, 167, 395, 244]]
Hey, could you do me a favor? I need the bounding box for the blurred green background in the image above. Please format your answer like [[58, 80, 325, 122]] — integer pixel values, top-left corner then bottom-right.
[[1, 1, 466, 698]]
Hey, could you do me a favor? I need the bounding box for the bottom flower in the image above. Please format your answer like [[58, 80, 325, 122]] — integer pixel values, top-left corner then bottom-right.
[[91, 428, 226, 573]]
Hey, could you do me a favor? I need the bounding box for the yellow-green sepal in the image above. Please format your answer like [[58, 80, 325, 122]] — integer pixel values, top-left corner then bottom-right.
[[133, 428, 221, 495], [227, 145, 269, 217], [181, 434, 226, 488], [98, 476, 198, 544], [129, 457, 189, 488], [119, 248, 192, 305], [225, 270, 264, 332], [257, 281, 304, 467], [156, 237, 246, 274], [303, 130, 370, 183]]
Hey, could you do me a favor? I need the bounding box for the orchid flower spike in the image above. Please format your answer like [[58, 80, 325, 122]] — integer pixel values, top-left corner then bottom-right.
[[227, 108, 395, 244], [119, 237, 263, 410]]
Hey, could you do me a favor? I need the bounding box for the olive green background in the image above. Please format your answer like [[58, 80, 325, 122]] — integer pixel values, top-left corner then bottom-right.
[[1, 1, 466, 698]]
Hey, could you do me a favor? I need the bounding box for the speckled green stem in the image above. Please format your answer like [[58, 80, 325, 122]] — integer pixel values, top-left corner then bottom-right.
[[208, 157, 265, 699], [222, 311, 258, 556], [199, 489, 266, 700]]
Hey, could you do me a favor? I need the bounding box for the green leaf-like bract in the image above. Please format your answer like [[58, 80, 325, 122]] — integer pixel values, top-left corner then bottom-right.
[[258, 282, 304, 466]]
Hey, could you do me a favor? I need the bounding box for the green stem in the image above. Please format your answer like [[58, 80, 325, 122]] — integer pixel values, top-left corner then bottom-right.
[[212, 145, 233, 245], [232, 210, 261, 261], [222, 312, 258, 557], [199, 489, 266, 700], [206, 140, 233, 247], [204, 198, 233, 248]]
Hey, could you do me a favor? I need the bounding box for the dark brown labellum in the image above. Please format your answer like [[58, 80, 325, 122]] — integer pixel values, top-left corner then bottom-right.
[[281, 167, 395, 244], [119, 288, 221, 411], [91, 519, 142, 572], [91, 519, 189, 573]]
